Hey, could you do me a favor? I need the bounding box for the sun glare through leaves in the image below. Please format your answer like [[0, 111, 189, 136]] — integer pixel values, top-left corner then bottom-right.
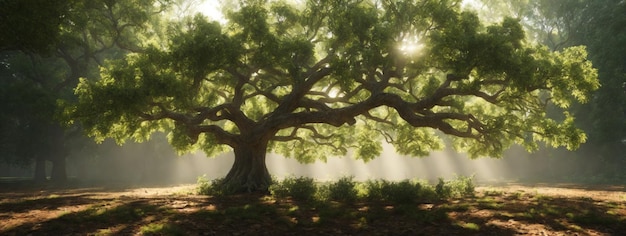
[[196, 0, 227, 24], [398, 35, 423, 55]]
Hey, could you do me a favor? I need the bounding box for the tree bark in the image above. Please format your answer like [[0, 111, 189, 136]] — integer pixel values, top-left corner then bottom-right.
[[222, 140, 272, 193], [50, 155, 67, 183], [49, 124, 68, 183], [34, 157, 47, 182]]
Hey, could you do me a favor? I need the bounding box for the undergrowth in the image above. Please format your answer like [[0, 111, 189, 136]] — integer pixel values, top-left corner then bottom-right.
[[198, 174, 475, 203]]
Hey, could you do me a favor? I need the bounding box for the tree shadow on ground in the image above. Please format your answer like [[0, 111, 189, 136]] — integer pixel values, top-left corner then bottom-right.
[[0, 186, 624, 235], [0, 194, 99, 213], [2, 198, 173, 235], [162, 195, 520, 235], [481, 181, 626, 192], [451, 191, 626, 235]]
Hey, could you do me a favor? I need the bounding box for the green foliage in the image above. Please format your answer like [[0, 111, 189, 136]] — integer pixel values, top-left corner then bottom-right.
[[70, 0, 599, 163], [269, 176, 317, 201], [196, 175, 213, 195], [361, 179, 388, 201], [0, 0, 69, 52], [1, 0, 171, 179], [62, 0, 601, 192], [469, 0, 624, 180], [0, 77, 56, 160], [197, 176, 235, 196], [325, 176, 359, 202], [363, 179, 432, 204], [436, 175, 475, 198], [263, 176, 474, 203], [394, 126, 444, 157], [435, 177, 450, 198], [453, 175, 476, 196]]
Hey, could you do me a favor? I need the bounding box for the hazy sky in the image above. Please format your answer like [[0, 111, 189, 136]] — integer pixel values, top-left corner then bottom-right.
[[195, 0, 482, 24]]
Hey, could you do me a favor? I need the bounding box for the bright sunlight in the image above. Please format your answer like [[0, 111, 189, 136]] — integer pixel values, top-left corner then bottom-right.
[[196, 0, 227, 24]]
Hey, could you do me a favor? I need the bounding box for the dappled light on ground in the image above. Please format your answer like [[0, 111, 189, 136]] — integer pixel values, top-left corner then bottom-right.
[[1, 184, 624, 235]]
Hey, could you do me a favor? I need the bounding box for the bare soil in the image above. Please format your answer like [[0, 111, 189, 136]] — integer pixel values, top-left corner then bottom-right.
[[1, 182, 624, 235]]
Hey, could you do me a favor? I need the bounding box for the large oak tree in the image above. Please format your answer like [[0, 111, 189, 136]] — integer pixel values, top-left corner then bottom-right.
[[69, 0, 598, 192]]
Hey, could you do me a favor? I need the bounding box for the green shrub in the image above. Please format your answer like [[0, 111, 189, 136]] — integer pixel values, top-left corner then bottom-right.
[[435, 177, 451, 198], [363, 179, 389, 201], [364, 179, 438, 204], [197, 175, 212, 195], [269, 176, 317, 201], [449, 174, 475, 197], [315, 184, 331, 202], [197, 174, 474, 202], [326, 176, 358, 202], [197, 176, 232, 196], [435, 175, 475, 199], [387, 180, 422, 204], [414, 179, 439, 201]]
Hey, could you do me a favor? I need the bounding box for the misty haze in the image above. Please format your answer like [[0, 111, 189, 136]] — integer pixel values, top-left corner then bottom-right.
[[2, 137, 546, 184]]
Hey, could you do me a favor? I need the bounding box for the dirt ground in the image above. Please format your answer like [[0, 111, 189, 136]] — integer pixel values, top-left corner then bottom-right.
[[1, 182, 624, 235]]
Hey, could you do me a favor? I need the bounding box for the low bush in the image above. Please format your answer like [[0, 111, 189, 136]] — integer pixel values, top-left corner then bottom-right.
[[436, 175, 476, 198], [363, 179, 389, 201], [325, 176, 359, 203], [199, 174, 476, 203], [386, 180, 422, 204], [364, 179, 438, 204], [436, 177, 452, 198], [269, 176, 317, 201], [197, 176, 232, 196], [450, 174, 476, 197]]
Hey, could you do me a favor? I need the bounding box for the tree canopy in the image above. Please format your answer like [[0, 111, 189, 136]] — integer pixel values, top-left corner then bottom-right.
[[471, 0, 625, 180], [68, 0, 598, 192], [0, 0, 69, 52], [0, 0, 169, 181]]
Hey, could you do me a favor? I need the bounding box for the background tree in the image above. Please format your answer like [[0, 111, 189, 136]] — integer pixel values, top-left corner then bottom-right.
[[0, 0, 170, 181], [0, 53, 68, 181], [470, 0, 585, 50], [572, 0, 626, 178], [472, 0, 626, 181], [69, 0, 598, 192], [0, 0, 70, 52]]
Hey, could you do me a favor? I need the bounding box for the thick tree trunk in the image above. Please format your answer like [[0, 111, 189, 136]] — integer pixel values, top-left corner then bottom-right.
[[48, 125, 68, 183], [50, 156, 67, 183], [34, 157, 47, 182], [222, 141, 272, 193]]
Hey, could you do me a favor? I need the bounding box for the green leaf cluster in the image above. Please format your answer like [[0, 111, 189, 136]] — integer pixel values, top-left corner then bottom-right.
[[68, 0, 599, 163]]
